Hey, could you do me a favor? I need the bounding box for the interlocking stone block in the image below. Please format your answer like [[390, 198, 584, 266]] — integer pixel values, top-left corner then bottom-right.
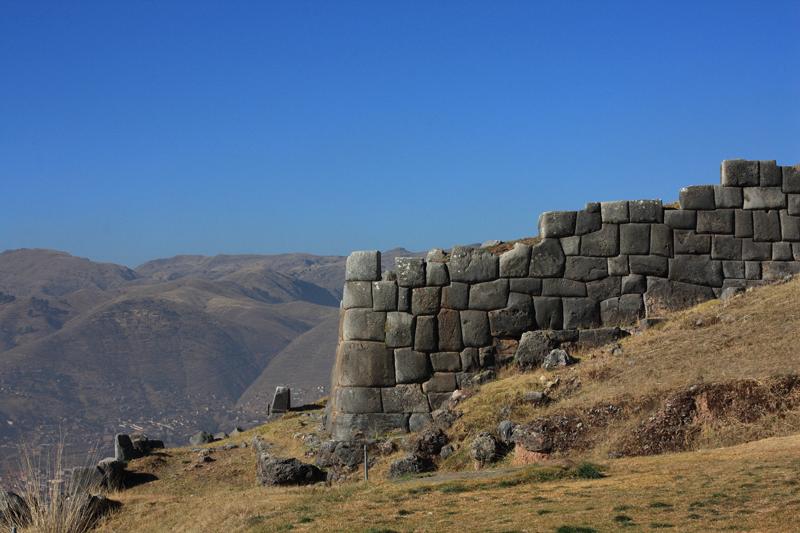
[[752, 210, 781, 242], [411, 286, 441, 315], [629, 200, 663, 223], [469, 279, 509, 310], [514, 330, 557, 368], [628, 255, 668, 277], [414, 316, 437, 352], [460, 347, 480, 372], [743, 187, 786, 210], [560, 236, 581, 256], [783, 165, 800, 193], [381, 384, 429, 413], [674, 230, 711, 254], [372, 281, 398, 311], [608, 255, 629, 276], [422, 372, 457, 393], [697, 209, 734, 234], [426, 248, 448, 262], [394, 348, 430, 383], [426, 261, 450, 286], [509, 278, 542, 295], [408, 413, 433, 432], [745, 261, 761, 280], [437, 308, 463, 352], [669, 255, 724, 287], [330, 413, 409, 441], [650, 224, 673, 257], [600, 294, 644, 326], [442, 282, 469, 309], [430, 352, 461, 372], [679, 186, 715, 210], [620, 223, 650, 255], [385, 312, 415, 348], [788, 195, 800, 216], [336, 341, 395, 387], [721, 160, 759, 186], [382, 270, 397, 281], [586, 276, 621, 301], [564, 256, 607, 281], [621, 274, 646, 294], [346, 251, 381, 281], [538, 211, 577, 238], [741, 239, 772, 261], [711, 236, 743, 260], [714, 186, 743, 208], [580, 224, 619, 257], [488, 293, 534, 337], [530, 238, 566, 277], [762, 261, 800, 281], [343, 309, 386, 341], [460, 310, 491, 347], [533, 297, 563, 329], [343, 281, 373, 309], [542, 278, 587, 297], [760, 160, 781, 186], [781, 211, 800, 241], [448, 246, 498, 283], [773, 242, 793, 261], [335, 387, 382, 414], [664, 209, 697, 229], [722, 261, 745, 279], [600, 201, 629, 223], [395, 257, 426, 287], [499, 243, 531, 277], [794, 243, 800, 261], [576, 209, 602, 235], [562, 298, 601, 329], [735, 210, 754, 238], [643, 277, 715, 316]]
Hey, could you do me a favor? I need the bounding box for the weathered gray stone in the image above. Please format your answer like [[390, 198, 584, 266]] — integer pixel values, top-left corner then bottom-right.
[[394, 348, 430, 383], [530, 239, 566, 277], [343, 309, 386, 341], [430, 352, 461, 372], [628, 255, 668, 277], [256, 455, 326, 486], [711, 236, 742, 260], [744, 187, 786, 210], [794, 243, 800, 261], [448, 246, 498, 282], [620, 223, 650, 255], [382, 270, 397, 281], [335, 387, 382, 413], [650, 224, 673, 257], [395, 257, 426, 288], [783, 164, 800, 193], [488, 294, 534, 337], [426, 248, 448, 262], [741, 239, 772, 261], [342, 281, 372, 309], [578, 327, 628, 348], [514, 331, 558, 368], [470, 432, 501, 466], [664, 209, 697, 229], [422, 372, 457, 393], [560, 235, 581, 256], [414, 316, 437, 352], [114, 434, 136, 462], [381, 384, 429, 413], [714, 186, 743, 208], [697, 209, 734, 234], [509, 278, 542, 295], [669, 255, 723, 287], [601, 201, 629, 223], [735, 209, 754, 238], [562, 298, 600, 329], [580, 224, 619, 257], [789, 195, 800, 216], [499, 242, 531, 277], [441, 282, 469, 309], [372, 281, 398, 311], [621, 274, 646, 294], [460, 348, 479, 372], [643, 278, 715, 316], [469, 279, 509, 310], [460, 310, 491, 347], [762, 261, 800, 281], [425, 261, 449, 286], [680, 186, 715, 210], [539, 211, 577, 238], [576, 209, 602, 235], [411, 287, 441, 315], [409, 413, 433, 432], [346, 251, 381, 281], [745, 261, 761, 280], [773, 242, 793, 261], [479, 346, 497, 368], [330, 413, 409, 441], [722, 260, 745, 279], [189, 431, 213, 446], [498, 420, 517, 444], [629, 200, 663, 223], [533, 297, 562, 329], [564, 256, 607, 281], [385, 312, 415, 348], [586, 276, 621, 301], [337, 341, 395, 387], [753, 210, 782, 242], [674, 230, 711, 254], [542, 278, 586, 297], [607, 255, 629, 276], [398, 287, 410, 312], [542, 348, 576, 370], [721, 159, 759, 186], [600, 294, 644, 326], [760, 160, 782, 186], [436, 308, 463, 352], [781, 211, 800, 241]]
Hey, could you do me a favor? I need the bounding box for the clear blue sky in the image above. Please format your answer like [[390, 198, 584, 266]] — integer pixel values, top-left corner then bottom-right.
[[1, 1, 798, 267]]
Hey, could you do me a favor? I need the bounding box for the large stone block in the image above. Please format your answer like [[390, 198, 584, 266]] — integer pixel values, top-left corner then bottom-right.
[[460, 310, 491, 347], [394, 348, 430, 383], [744, 187, 786, 210], [781, 211, 800, 241], [499, 243, 531, 277], [335, 387, 382, 414], [722, 260, 745, 279], [488, 294, 534, 337], [696, 210, 734, 234], [586, 276, 621, 301], [741, 239, 772, 261], [346, 251, 381, 281], [576, 209, 602, 235], [533, 297, 562, 329], [620, 223, 650, 255], [674, 230, 711, 254], [542, 278, 586, 297], [762, 261, 800, 280], [509, 278, 542, 295], [529, 239, 566, 277], [329, 413, 409, 441], [441, 282, 469, 309], [422, 372, 457, 393], [460, 347, 480, 372], [430, 352, 461, 372], [735, 210, 754, 238], [600, 294, 644, 326], [643, 278, 715, 316], [711, 236, 742, 260], [414, 316, 437, 352], [669, 255, 724, 287], [343, 309, 386, 341], [714, 186, 743, 208], [437, 308, 463, 352], [411, 286, 441, 316], [561, 236, 581, 256], [788, 195, 800, 216], [629, 200, 663, 223], [342, 281, 373, 309], [664, 209, 697, 230], [448, 247, 498, 283], [562, 298, 601, 329], [760, 160, 781, 186], [539, 211, 577, 238], [745, 261, 761, 280], [514, 330, 557, 368], [773, 242, 793, 261], [564, 256, 608, 282], [381, 384, 429, 413], [628, 255, 668, 277], [395, 257, 426, 288], [385, 312, 415, 348], [580, 224, 619, 257], [721, 159, 759, 186], [621, 273, 646, 294], [372, 281, 398, 311], [650, 224, 673, 257], [608, 255, 629, 276], [782, 164, 800, 193], [397, 287, 410, 312], [600, 201, 629, 223], [794, 243, 800, 261], [425, 262, 450, 286], [679, 186, 715, 210], [336, 341, 395, 387], [469, 279, 509, 310], [752, 210, 782, 242]]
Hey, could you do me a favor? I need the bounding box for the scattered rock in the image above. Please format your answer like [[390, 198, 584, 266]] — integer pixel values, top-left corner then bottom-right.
[[515, 331, 558, 369], [412, 428, 449, 458], [542, 349, 576, 370], [256, 456, 326, 486], [315, 441, 368, 471], [522, 391, 549, 406], [96, 458, 127, 491], [114, 433, 136, 462], [431, 408, 461, 429], [497, 420, 517, 444], [189, 431, 214, 446], [439, 444, 456, 459], [388, 454, 435, 478], [78, 493, 121, 527], [212, 432, 228, 442], [470, 432, 500, 467], [511, 425, 552, 454]]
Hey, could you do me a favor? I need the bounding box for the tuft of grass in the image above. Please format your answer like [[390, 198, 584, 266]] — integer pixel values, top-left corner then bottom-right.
[[572, 463, 605, 480], [649, 501, 673, 509], [555, 527, 597, 533]]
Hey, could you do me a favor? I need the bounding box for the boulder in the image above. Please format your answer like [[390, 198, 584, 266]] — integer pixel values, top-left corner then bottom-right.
[[272, 386, 291, 413], [388, 454, 435, 478], [515, 331, 558, 369], [511, 425, 552, 453], [77, 494, 121, 528], [412, 427, 449, 457], [497, 420, 517, 445], [541, 349, 576, 370], [470, 432, 500, 467], [189, 431, 214, 446], [256, 455, 326, 486], [114, 433, 136, 462]]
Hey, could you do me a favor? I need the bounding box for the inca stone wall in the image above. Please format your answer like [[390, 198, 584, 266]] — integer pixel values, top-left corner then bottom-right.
[[327, 159, 800, 440]]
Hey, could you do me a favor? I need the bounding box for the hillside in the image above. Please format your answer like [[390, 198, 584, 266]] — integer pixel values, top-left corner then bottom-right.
[[93, 276, 800, 532]]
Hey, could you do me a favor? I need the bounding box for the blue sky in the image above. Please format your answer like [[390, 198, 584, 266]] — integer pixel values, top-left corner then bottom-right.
[[1, 1, 798, 267]]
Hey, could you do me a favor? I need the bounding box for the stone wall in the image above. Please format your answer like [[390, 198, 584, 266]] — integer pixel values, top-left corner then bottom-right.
[[327, 159, 800, 440]]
